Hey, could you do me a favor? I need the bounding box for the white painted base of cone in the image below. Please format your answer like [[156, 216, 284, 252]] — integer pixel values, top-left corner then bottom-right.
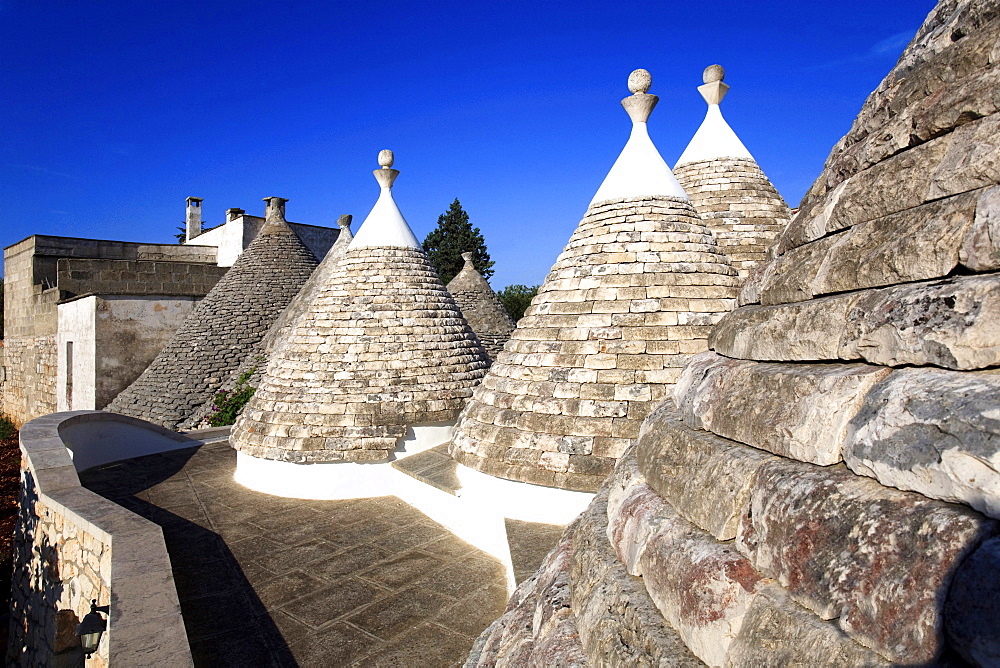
[[232, 427, 595, 595]]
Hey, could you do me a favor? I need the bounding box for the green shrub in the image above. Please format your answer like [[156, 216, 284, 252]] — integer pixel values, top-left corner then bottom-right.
[[207, 369, 256, 427], [0, 414, 16, 441]]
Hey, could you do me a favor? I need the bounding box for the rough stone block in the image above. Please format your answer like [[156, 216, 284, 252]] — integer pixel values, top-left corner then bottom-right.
[[724, 584, 889, 667], [634, 402, 777, 540], [737, 457, 995, 663], [639, 512, 770, 667], [675, 352, 891, 465], [960, 184, 1000, 271], [845, 367, 1000, 519]]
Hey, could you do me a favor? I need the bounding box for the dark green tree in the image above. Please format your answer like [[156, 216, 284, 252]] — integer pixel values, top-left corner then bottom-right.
[[497, 284, 539, 322], [422, 199, 494, 284]]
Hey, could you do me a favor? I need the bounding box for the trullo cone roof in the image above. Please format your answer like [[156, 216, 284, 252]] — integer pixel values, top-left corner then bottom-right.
[[107, 197, 320, 429], [446, 252, 515, 361], [673, 65, 790, 278], [448, 70, 739, 492], [231, 151, 490, 463]]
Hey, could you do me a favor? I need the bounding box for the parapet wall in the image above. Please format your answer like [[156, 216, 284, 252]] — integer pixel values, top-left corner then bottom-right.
[[7, 411, 193, 666], [56, 258, 228, 299]]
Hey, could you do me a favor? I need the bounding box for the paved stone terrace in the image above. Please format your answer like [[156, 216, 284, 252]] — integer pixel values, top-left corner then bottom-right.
[[79, 442, 511, 667]]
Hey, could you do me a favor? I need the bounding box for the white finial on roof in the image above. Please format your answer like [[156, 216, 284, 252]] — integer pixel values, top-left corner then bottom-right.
[[676, 64, 754, 167], [349, 150, 421, 249], [590, 69, 688, 205]]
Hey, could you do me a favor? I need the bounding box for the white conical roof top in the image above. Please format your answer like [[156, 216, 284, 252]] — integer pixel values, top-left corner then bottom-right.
[[676, 65, 755, 166], [349, 149, 421, 249], [590, 69, 688, 205]]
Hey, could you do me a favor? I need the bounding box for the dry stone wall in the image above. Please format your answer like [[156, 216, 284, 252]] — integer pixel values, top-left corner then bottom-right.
[[106, 213, 318, 430], [673, 158, 789, 278], [450, 195, 738, 492], [232, 245, 489, 463]]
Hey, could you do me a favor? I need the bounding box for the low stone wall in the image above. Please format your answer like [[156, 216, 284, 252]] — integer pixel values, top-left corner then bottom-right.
[[7, 411, 193, 666], [2, 334, 57, 427]]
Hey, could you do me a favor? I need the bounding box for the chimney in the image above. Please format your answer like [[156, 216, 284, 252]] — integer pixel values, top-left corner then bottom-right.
[[185, 197, 203, 242], [226, 207, 245, 222], [263, 197, 289, 224]]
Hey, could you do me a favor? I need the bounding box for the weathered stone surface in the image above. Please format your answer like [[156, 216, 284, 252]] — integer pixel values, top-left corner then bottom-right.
[[450, 195, 738, 491], [467, 521, 587, 667], [573, 486, 702, 667], [845, 367, 1000, 518], [737, 457, 995, 663], [961, 184, 1000, 271], [634, 402, 777, 540], [760, 190, 978, 306], [675, 352, 891, 465], [606, 471, 676, 577], [724, 584, 889, 667], [945, 536, 1000, 667], [673, 158, 789, 278], [639, 509, 770, 667], [712, 273, 1000, 371]]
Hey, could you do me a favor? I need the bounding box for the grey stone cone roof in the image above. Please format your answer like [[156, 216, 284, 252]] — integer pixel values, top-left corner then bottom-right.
[[107, 208, 320, 429], [673, 158, 790, 279], [231, 245, 490, 463], [446, 253, 515, 361], [448, 194, 739, 491], [179, 215, 355, 429]]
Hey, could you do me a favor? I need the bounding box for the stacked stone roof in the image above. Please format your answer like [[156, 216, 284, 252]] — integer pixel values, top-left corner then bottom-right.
[[231, 151, 490, 463], [446, 252, 515, 361], [107, 198, 320, 429], [449, 70, 739, 492], [470, 3, 1000, 665], [179, 214, 355, 429], [673, 65, 790, 278]]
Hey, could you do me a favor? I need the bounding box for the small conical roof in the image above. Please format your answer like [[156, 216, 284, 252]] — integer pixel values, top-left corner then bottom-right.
[[449, 71, 739, 492], [108, 197, 320, 429], [447, 252, 515, 361], [590, 69, 688, 205], [179, 214, 356, 429], [673, 65, 790, 278], [675, 65, 754, 166], [232, 152, 490, 463]]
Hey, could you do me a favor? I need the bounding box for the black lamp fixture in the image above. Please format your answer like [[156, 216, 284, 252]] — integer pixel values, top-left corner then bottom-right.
[[75, 600, 109, 657]]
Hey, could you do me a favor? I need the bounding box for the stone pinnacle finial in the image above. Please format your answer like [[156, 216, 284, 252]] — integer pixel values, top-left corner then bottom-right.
[[378, 149, 394, 169], [373, 150, 399, 188], [462, 252, 474, 268], [337, 214, 353, 229], [703, 64, 725, 84], [627, 68, 652, 94], [621, 68, 658, 124], [698, 64, 730, 105], [263, 196, 289, 223]]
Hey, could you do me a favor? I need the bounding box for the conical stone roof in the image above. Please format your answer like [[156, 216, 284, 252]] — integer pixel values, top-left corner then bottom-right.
[[179, 214, 356, 429], [448, 70, 739, 492], [446, 252, 515, 361], [231, 151, 490, 463], [673, 65, 790, 279], [107, 197, 320, 429]]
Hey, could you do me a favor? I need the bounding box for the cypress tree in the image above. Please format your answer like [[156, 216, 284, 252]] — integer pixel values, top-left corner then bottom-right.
[[423, 199, 494, 284]]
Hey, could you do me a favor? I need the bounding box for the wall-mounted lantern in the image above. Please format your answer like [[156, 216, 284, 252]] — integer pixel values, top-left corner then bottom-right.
[[76, 600, 109, 657]]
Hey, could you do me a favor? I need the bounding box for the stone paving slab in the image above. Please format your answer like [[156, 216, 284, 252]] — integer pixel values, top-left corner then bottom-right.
[[79, 442, 510, 667]]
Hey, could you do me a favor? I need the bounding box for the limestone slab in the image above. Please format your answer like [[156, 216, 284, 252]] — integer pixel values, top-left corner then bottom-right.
[[845, 367, 1000, 518], [675, 352, 891, 465], [737, 457, 994, 663], [960, 184, 1000, 271], [713, 273, 1000, 371], [634, 402, 777, 540], [724, 584, 888, 667], [638, 510, 769, 667]]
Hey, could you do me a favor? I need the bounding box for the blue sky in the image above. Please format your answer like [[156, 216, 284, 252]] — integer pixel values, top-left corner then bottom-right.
[[2, 1, 935, 288]]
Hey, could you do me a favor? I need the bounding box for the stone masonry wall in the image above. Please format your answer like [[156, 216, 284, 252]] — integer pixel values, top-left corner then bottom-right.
[[56, 258, 227, 299], [673, 157, 789, 278]]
